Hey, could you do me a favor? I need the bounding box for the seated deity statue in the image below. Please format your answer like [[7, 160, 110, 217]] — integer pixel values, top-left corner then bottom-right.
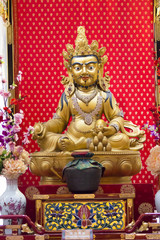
[[33, 26, 145, 153]]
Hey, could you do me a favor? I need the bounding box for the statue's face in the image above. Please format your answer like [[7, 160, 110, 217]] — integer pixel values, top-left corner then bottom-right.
[[71, 55, 99, 88]]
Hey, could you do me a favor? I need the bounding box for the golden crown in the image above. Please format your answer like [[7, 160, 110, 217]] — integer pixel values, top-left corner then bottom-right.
[[63, 26, 108, 69]]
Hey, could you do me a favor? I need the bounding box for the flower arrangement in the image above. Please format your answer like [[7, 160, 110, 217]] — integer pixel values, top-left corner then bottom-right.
[[0, 56, 34, 179], [146, 145, 160, 176], [142, 106, 160, 144], [142, 106, 160, 176]]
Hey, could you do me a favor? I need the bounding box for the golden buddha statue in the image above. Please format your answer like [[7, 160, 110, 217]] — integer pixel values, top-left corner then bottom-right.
[[30, 26, 145, 185]]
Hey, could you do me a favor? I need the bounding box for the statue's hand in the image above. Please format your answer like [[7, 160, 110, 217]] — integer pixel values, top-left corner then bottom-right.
[[91, 129, 98, 136], [32, 122, 46, 140], [103, 126, 117, 137]]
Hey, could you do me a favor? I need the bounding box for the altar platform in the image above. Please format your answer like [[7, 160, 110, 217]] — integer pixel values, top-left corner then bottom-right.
[[19, 183, 155, 223], [0, 183, 158, 240]]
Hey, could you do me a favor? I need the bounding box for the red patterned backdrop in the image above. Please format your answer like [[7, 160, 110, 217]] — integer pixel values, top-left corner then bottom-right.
[[16, 0, 156, 187]]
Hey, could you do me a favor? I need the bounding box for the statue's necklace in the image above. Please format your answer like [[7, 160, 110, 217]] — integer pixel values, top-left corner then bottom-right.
[[75, 88, 98, 106], [72, 94, 103, 125]]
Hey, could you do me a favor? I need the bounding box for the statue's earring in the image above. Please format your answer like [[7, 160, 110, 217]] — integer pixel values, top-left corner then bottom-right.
[[67, 71, 73, 83], [65, 82, 75, 97], [97, 70, 100, 85]]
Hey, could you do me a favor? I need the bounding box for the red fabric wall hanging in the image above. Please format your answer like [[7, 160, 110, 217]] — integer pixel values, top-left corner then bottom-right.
[[16, 0, 156, 187]]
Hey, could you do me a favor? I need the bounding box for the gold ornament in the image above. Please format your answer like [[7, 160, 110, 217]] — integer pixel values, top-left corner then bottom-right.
[[138, 202, 153, 214], [72, 95, 103, 125], [63, 26, 108, 67], [25, 186, 40, 200], [75, 88, 98, 106], [56, 186, 71, 194], [120, 184, 136, 194]]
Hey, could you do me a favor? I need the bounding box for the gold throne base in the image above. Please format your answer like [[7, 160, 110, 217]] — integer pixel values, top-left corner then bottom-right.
[[30, 150, 141, 185]]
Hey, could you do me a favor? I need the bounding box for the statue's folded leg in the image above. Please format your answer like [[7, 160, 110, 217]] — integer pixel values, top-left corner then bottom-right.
[[57, 136, 76, 151], [58, 136, 89, 151], [108, 133, 130, 150], [37, 132, 63, 152]]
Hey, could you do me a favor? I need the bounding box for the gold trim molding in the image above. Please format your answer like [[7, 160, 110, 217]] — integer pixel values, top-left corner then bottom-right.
[[35, 236, 47, 240], [6, 237, 24, 240], [125, 233, 136, 239], [74, 194, 95, 199], [146, 234, 160, 239]]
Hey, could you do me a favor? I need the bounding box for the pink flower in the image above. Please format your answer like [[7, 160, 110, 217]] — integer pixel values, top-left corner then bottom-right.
[[146, 145, 160, 175], [0, 89, 4, 96], [16, 71, 22, 82], [12, 125, 21, 133], [2, 79, 6, 83], [9, 85, 15, 90], [0, 111, 3, 122], [13, 145, 23, 158], [22, 125, 34, 145], [3, 91, 11, 98], [14, 134, 19, 141], [2, 158, 27, 179], [0, 56, 3, 64], [14, 112, 24, 125], [28, 126, 34, 133], [8, 142, 16, 152], [22, 137, 30, 145], [0, 146, 5, 155]]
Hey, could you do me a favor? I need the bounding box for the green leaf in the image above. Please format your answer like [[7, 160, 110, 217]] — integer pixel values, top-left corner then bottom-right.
[[0, 160, 3, 172]]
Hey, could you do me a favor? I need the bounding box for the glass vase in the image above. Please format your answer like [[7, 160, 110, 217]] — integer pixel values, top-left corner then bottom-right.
[[0, 177, 26, 234]]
